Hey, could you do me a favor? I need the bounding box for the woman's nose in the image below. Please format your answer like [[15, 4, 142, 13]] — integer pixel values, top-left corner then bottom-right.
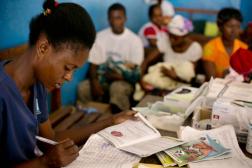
[[64, 72, 73, 81]]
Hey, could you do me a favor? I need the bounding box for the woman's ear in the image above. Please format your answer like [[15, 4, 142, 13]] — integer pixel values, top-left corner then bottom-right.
[[35, 33, 50, 61]]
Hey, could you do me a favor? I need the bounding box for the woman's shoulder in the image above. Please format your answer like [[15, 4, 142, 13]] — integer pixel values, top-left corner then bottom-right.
[[204, 37, 221, 46], [235, 39, 248, 49], [190, 41, 202, 49]]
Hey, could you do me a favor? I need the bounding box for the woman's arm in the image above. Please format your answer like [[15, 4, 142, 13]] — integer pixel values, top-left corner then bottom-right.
[[203, 60, 216, 81], [14, 139, 79, 168], [39, 111, 136, 146]]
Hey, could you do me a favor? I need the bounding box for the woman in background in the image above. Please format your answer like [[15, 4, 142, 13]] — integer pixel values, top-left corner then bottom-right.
[[136, 15, 202, 99], [202, 8, 248, 80]]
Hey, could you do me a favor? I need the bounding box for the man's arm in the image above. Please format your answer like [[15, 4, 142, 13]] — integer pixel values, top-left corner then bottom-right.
[[89, 63, 104, 99]]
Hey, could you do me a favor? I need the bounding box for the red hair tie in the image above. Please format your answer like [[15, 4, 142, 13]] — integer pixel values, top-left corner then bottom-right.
[[54, 1, 59, 7]]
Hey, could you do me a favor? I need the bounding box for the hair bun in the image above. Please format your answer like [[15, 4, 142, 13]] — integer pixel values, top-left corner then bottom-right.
[[43, 0, 58, 11]]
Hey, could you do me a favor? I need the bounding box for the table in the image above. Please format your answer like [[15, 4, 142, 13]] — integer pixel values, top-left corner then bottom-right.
[[137, 94, 252, 165]]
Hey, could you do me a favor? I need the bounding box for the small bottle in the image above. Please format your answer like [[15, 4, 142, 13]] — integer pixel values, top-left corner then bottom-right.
[[246, 120, 252, 154]]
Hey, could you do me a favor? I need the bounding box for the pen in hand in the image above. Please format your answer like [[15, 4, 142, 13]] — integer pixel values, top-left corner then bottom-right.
[[35, 136, 58, 145]]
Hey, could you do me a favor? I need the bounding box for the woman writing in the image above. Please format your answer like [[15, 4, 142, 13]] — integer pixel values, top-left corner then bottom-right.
[[0, 0, 135, 167]]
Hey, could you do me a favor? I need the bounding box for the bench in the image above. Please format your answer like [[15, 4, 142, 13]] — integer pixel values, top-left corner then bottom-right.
[[49, 101, 111, 131]]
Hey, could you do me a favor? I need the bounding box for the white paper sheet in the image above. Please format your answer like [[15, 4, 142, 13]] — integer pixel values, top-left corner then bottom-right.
[[66, 134, 140, 168], [178, 125, 252, 168], [120, 137, 185, 157], [98, 113, 185, 157], [98, 118, 160, 148]]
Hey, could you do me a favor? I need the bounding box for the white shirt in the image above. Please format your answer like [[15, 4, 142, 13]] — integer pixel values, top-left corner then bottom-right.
[[88, 28, 144, 65], [138, 22, 168, 47], [157, 35, 202, 63]]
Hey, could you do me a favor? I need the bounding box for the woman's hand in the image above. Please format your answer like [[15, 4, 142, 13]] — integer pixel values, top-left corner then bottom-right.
[[161, 66, 177, 80], [112, 110, 137, 125], [42, 139, 79, 168], [140, 80, 154, 91]]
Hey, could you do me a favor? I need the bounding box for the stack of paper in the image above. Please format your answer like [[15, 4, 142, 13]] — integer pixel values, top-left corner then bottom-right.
[[133, 85, 207, 132], [164, 134, 230, 166], [98, 113, 185, 157], [178, 125, 252, 168], [164, 86, 199, 103], [205, 78, 252, 108], [66, 134, 141, 168], [156, 151, 177, 167]]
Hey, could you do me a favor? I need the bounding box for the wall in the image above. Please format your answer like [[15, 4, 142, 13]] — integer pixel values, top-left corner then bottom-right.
[[1, 0, 251, 106], [169, 0, 251, 27], [0, 0, 149, 50], [1, 0, 251, 50]]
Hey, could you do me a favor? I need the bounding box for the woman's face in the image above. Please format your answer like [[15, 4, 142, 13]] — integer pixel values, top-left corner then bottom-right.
[[35, 43, 89, 91], [169, 32, 185, 47], [221, 18, 241, 42], [151, 6, 163, 28]]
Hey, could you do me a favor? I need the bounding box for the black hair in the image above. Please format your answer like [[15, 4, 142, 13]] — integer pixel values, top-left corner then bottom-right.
[[108, 3, 126, 17], [148, 4, 160, 20], [217, 7, 243, 26], [29, 0, 96, 50]]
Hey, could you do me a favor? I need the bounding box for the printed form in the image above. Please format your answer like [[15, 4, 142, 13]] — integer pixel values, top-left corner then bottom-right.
[[98, 113, 185, 157], [66, 134, 140, 168], [178, 125, 252, 168]]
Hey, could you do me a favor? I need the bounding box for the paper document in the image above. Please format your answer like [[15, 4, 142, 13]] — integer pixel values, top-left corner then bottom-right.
[[178, 125, 252, 168], [98, 113, 185, 157], [156, 151, 177, 167], [66, 134, 140, 168], [165, 134, 230, 167], [164, 86, 199, 103]]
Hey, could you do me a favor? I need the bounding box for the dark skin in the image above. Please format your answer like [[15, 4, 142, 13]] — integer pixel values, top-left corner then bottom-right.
[[148, 6, 163, 48], [157, 0, 172, 25], [160, 33, 195, 82], [89, 9, 135, 100], [140, 33, 194, 90], [4, 33, 136, 168], [203, 18, 241, 80]]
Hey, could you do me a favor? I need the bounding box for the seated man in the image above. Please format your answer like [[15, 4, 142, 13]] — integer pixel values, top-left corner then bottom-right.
[[138, 4, 168, 48], [78, 3, 144, 113], [202, 8, 248, 80]]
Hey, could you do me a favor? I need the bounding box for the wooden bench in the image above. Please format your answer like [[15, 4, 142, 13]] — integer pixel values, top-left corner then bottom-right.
[[49, 101, 111, 131]]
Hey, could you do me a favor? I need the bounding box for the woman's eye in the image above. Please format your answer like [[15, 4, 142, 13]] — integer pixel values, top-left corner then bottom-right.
[[65, 66, 71, 71]]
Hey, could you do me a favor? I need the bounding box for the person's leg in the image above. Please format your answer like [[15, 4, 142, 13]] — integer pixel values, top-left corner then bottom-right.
[[109, 81, 133, 113], [77, 80, 93, 103]]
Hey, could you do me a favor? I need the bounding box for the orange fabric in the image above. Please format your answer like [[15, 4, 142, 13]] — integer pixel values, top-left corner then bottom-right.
[[202, 37, 248, 77]]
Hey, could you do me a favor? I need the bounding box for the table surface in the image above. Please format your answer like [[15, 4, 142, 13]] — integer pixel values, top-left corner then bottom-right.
[[137, 94, 252, 165]]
